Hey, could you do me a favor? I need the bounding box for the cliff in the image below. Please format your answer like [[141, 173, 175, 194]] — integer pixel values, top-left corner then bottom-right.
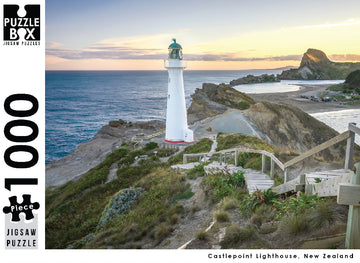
[[278, 48, 360, 80], [187, 83, 255, 123], [45, 119, 164, 186], [243, 101, 344, 160]]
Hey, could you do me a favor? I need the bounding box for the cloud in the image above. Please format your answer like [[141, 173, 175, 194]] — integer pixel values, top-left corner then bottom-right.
[[298, 18, 360, 29], [329, 54, 360, 62], [46, 42, 63, 48], [46, 45, 303, 62], [46, 46, 165, 60]]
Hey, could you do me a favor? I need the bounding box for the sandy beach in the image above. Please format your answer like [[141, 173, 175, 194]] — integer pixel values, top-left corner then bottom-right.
[[249, 84, 360, 114]]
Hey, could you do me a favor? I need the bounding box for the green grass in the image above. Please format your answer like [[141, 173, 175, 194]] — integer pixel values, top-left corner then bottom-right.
[[46, 147, 130, 216], [216, 133, 275, 152], [168, 138, 213, 164], [171, 187, 194, 202], [45, 142, 189, 249], [203, 171, 247, 203], [186, 163, 206, 179], [215, 133, 275, 170], [272, 173, 284, 187]]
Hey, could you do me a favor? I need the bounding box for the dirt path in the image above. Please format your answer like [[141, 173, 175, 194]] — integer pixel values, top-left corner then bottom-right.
[[156, 176, 213, 249]]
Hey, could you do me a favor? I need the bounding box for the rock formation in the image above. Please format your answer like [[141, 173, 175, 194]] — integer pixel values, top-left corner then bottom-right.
[[46, 120, 164, 186], [278, 48, 360, 80], [229, 74, 279, 86], [187, 83, 255, 124], [243, 101, 344, 160]]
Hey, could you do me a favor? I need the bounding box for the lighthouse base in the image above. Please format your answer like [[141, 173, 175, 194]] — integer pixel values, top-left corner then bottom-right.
[[164, 139, 185, 143], [165, 128, 194, 144]]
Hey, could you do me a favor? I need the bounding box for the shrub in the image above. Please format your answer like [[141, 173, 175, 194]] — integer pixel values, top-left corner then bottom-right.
[[196, 230, 208, 240], [203, 170, 247, 203], [308, 200, 345, 229], [144, 142, 158, 150], [220, 197, 239, 210], [170, 214, 179, 225], [240, 189, 277, 217], [273, 193, 320, 219], [221, 225, 254, 248], [227, 171, 246, 187], [153, 223, 173, 242], [251, 214, 263, 228], [186, 163, 206, 179], [281, 213, 310, 235], [98, 188, 145, 228], [214, 211, 230, 222]]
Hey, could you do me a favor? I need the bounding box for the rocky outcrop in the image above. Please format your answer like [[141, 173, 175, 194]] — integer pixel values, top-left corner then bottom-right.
[[243, 101, 344, 160], [187, 83, 255, 124], [46, 120, 164, 186], [278, 48, 360, 80], [229, 74, 279, 86]]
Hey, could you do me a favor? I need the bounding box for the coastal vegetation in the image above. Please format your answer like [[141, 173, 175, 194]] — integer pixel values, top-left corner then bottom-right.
[[46, 127, 350, 249], [325, 70, 360, 104]]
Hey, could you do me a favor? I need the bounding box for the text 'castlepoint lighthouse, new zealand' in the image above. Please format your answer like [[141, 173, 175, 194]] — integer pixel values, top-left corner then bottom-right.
[[164, 39, 194, 143]]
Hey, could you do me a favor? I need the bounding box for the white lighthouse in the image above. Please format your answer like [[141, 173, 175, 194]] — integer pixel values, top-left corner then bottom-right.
[[164, 39, 193, 143]]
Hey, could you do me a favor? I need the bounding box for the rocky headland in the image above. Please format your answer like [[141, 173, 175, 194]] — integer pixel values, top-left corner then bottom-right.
[[187, 83, 255, 124], [278, 48, 360, 80], [46, 120, 164, 186], [229, 74, 278, 86]]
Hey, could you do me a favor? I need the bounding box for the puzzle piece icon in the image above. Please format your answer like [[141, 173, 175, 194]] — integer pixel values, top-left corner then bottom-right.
[[3, 5, 41, 41], [3, 195, 40, 222]]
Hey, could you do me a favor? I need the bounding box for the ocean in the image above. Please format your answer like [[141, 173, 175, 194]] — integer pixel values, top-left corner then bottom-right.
[[46, 70, 358, 164]]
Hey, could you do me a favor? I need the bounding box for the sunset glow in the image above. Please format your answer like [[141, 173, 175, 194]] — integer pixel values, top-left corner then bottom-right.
[[46, 0, 360, 70]]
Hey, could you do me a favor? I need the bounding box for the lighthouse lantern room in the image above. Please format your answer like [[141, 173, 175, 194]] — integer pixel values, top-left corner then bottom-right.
[[164, 39, 194, 143]]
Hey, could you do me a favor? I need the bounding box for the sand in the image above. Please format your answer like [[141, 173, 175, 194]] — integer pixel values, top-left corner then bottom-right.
[[249, 84, 360, 114]]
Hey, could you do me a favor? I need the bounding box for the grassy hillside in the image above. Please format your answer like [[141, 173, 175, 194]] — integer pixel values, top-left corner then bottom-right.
[[46, 139, 212, 248], [46, 133, 350, 249]]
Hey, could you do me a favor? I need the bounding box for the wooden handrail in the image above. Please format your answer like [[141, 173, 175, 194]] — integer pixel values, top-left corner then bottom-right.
[[183, 123, 356, 176], [284, 131, 351, 169], [349, 123, 360, 136], [183, 147, 285, 171]]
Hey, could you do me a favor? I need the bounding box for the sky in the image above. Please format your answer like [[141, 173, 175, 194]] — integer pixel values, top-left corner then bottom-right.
[[46, 0, 360, 70]]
